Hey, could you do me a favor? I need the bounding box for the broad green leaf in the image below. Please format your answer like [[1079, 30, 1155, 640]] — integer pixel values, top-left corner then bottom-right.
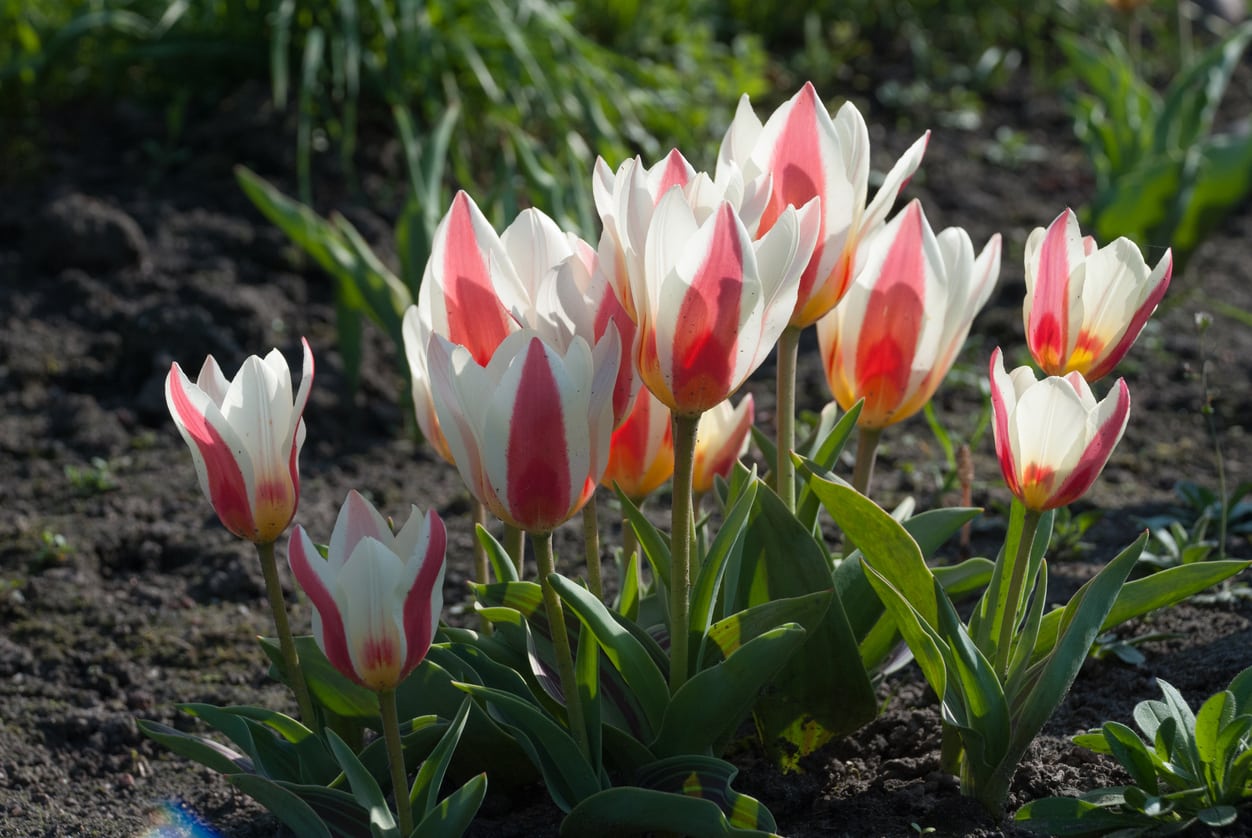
[[1171, 131, 1252, 264], [1014, 794, 1153, 835], [226, 775, 336, 838], [1227, 666, 1252, 711], [705, 591, 831, 662], [1195, 690, 1235, 774], [1090, 153, 1181, 248], [1153, 20, 1252, 156], [1032, 560, 1249, 663], [411, 773, 487, 838], [326, 730, 398, 835], [209, 705, 338, 785], [560, 788, 778, 837], [635, 755, 777, 830], [136, 719, 251, 776], [860, 563, 949, 708], [456, 683, 601, 812], [259, 635, 378, 720], [690, 478, 758, 638], [1101, 721, 1158, 791], [739, 480, 876, 759], [575, 623, 603, 776], [652, 624, 806, 759], [550, 573, 669, 738], [410, 697, 473, 819], [182, 704, 298, 782], [1198, 804, 1238, 827], [793, 402, 861, 531], [476, 524, 519, 583]]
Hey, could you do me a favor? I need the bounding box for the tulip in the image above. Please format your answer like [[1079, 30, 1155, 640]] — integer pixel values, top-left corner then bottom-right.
[[602, 388, 674, 502], [692, 395, 754, 497], [989, 347, 1131, 512], [716, 81, 929, 328], [1024, 208, 1172, 381], [633, 188, 817, 417], [288, 490, 446, 835], [402, 191, 524, 464], [817, 200, 1002, 431], [287, 490, 446, 691], [426, 328, 620, 535], [165, 338, 313, 545]]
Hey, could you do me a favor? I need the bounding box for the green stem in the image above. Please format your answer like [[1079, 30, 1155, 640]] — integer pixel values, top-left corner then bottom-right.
[[471, 499, 492, 634], [852, 426, 883, 496], [669, 412, 701, 692], [505, 524, 526, 579], [256, 540, 317, 730], [582, 498, 603, 601], [775, 326, 801, 511], [621, 511, 640, 589], [379, 688, 414, 836], [994, 506, 1043, 678], [534, 530, 590, 760]]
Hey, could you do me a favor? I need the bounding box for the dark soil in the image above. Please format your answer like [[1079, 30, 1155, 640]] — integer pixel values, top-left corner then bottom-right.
[[2, 64, 1251, 838]]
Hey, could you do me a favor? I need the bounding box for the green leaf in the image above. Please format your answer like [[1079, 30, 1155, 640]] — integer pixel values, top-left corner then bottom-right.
[[411, 773, 488, 838], [615, 488, 671, 588], [1197, 804, 1238, 827], [690, 478, 758, 639], [326, 729, 398, 835], [1152, 20, 1252, 156], [860, 561, 949, 700], [476, 524, 519, 583], [1101, 721, 1159, 791], [1032, 560, 1249, 663], [738, 480, 876, 760], [181, 704, 300, 782], [560, 788, 778, 837], [410, 697, 473, 819], [652, 624, 806, 759], [1014, 794, 1152, 835], [635, 755, 777, 831], [208, 705, 338, 785], [1171, 130, 1252, 265], [456, 683, 601, 812], [226, 775, 335, 838], [550, 574, 669, 739], [1195, 690, 1235, 776], [136, 719, 251, 776], [259, 635, 379, 721], [705, 591, 831, 661], [793, 402, 861, 531], [575, 622, 603, 776]]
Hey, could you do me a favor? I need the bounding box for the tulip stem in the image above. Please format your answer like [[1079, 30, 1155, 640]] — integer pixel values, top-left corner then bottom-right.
[[994, 505, 1043, 678], [669, 412, 701, 692], [534, 530, 591, 761], [379, 687, 414, 837], [582, 499, 603, 601], [471, 499, 492, 634], [256, 540, 317, 732], [505, 524, 526, 578], [851, 426, 883, 496], [776, 326, 801, 511], [621, 512, 640, 589]]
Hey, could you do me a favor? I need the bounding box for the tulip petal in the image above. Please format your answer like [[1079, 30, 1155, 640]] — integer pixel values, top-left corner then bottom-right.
[[1082, 247, 1172, 381], [1025, 209, 1086, 373], [339, 538, 407, 690], [401, 509, 447, 674], [329, 489, 394, 573], [1050, 377, 1131, 507], [287, 525, 355, 684]]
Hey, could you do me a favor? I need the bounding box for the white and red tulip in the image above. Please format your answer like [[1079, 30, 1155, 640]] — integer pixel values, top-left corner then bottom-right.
[[287, 490, 446, 691], [817, 200, 1001, 429], [426, 328, 620, 534], [716, 81, 929, 327], [990, 348, 1131, 511], [165, 339, 313, 544], [402, 191, 525, 463], [692, 395, 755, 496], [633, 188, 818, 417], [1024, 208, 1172, 381], [602, 388, 674, 501]]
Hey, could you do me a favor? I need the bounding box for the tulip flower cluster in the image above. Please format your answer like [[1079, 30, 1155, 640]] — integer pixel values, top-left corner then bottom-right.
[[152, 78, 1211, 836]]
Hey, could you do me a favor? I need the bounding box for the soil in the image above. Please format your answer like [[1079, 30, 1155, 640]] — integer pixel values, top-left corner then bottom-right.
[[2, 60, 1251, 838]]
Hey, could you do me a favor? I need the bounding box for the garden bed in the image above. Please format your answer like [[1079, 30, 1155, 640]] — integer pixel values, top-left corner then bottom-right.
[[1, 69, 1250, 837]]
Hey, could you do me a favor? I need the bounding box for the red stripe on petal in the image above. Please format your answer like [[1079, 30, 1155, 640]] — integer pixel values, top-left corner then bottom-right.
[[1028, 213, 1074, 374], [168, 367, 256, 540], [1049, 379, 1130, 508], [669, 206, 745, 414], [442, 193, 514, 365], [506, 340, 574, 532], [988, 350, 1023, 499], [287, 529, 358, 685], [653, 150, 693, 201], [401, 512, 446, 677]]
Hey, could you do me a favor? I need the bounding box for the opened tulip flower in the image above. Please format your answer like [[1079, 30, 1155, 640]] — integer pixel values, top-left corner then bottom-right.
[[1024, 208, 1172, 381], [990, 347, 1131, 511], [716, 81, 929, 328], [634, 188, 817, 417], [692, 395, 754, 497], [287, 490, 447, 691], [165, 338, 313, 545], [288, 490, 446, 835], [165, 338, 317, 724]]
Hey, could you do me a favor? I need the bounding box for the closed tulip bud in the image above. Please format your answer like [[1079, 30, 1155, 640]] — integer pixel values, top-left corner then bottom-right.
[[817, 200, 1001, 429], [692, 395, 754, 496], [165, 338, 313, 544], [287, 491, 446, 691], [717, 82, 929, 327], [990, 347, 1131, 511], [1024, 208, 1172, 381]]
